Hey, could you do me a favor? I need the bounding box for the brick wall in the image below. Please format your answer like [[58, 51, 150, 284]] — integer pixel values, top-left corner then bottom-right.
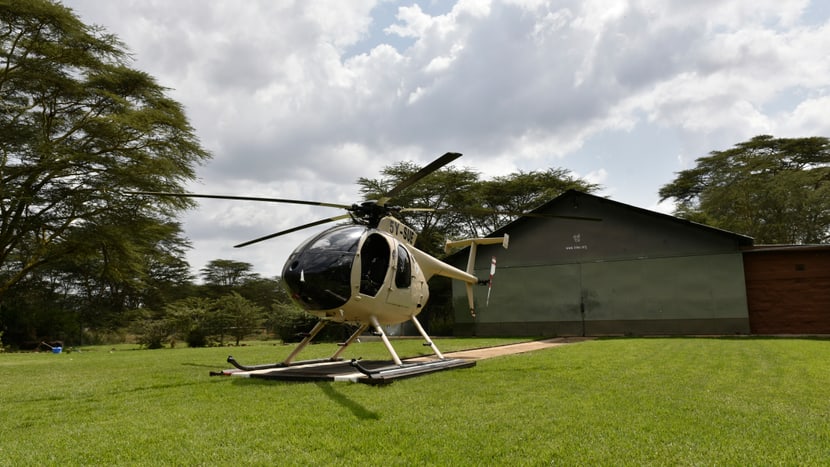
[[744, 248, 830, 334]]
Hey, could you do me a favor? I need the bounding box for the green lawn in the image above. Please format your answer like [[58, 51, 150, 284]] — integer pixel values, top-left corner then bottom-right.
[[1, 337, 828, 465]]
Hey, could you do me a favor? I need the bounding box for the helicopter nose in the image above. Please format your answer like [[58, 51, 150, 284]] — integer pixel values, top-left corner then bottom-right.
[[282, 251, 354, 311]]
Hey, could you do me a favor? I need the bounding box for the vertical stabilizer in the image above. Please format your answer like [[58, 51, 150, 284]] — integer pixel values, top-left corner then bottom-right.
[[444, 235, 510, 318]]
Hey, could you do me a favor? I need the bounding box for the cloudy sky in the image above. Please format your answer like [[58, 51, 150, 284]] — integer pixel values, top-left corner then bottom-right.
[[63, 0, 830, 278]]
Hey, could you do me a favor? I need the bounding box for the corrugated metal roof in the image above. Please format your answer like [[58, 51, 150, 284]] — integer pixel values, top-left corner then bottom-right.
[[743, 244, 830, 253], [488, 189, 755, 246]]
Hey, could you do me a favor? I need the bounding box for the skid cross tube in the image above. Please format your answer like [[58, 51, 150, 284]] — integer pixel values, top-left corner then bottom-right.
[[330, 323, 369, 360], [282, 320, 327, 365]]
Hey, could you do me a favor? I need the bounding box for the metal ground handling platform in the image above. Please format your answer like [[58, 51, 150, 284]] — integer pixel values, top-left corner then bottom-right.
[[215, 357, 475, 385]]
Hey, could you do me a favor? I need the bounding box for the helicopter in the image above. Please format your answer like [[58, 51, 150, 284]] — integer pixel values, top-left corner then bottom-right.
[[135, 152, 500, 369], [133, 152, 591, 382]]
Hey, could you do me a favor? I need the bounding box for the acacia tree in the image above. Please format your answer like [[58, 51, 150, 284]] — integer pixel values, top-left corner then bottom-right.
[[467, 168, 600, 237], [0, 1, 210, 300], [659, 135, 830, 244], [214, 292, 263, 346], [358, 161, 600, 333], [359, 163, 480, 254], [358, 162, 600, 254], [198, 259, 261, 302]]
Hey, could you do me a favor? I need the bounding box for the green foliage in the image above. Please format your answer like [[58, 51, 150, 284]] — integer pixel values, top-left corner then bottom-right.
[[0, 0, 209, 299], [164, 297, 214, 347], [358, 162, 600, 255], [214, 292, 263, 346], [1, 338, 828, 465], [200, 259, 258, 291], [135, 293, 267, 348], [0, 275, 79, 346], [132, 315, 172, 349], [237, 275, 290, 310], [471, 167, 601, 235], [660, 135, 830, 243], [267, 301, 319, 343]]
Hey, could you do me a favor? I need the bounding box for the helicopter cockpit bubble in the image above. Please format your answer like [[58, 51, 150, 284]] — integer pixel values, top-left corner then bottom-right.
[[282, 225, 365, 310]]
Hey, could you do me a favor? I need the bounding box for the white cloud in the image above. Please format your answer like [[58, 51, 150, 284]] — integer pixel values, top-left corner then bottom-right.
[[779, 96, 830, 136], [61, 0, 830, 276]]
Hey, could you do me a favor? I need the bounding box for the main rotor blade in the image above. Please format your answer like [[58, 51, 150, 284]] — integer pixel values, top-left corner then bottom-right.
[[128, 191, 351, 210], [405, 206, 602, 222], [234, 214, 352, 248], [400, 207, 435, 213], [507, 212, 602, 222], [379, 152, 462, 205]]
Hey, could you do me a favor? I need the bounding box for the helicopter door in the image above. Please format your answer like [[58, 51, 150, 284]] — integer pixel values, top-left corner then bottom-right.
[[359, 233, 390, 297]]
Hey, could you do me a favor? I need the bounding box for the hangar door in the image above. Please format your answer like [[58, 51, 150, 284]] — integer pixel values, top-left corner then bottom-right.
[[463, 254, 749, 337], [579, 255, 750, 335]]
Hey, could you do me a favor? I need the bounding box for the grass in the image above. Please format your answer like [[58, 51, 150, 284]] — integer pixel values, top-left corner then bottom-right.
[[1, 337, 828, 465]]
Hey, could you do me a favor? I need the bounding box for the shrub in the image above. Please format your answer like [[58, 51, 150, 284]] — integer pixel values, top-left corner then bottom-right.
[[133, 319, 172, 349], [269, 304, 318, 343]]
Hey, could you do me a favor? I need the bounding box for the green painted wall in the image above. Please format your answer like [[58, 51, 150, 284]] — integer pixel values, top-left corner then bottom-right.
[[455, 254, 750, 336], [451, 191, 752, 337]]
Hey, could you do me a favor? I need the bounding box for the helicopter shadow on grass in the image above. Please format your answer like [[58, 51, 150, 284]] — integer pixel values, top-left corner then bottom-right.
[[314, 381, 381, 421], [227, 377, 381, 420]]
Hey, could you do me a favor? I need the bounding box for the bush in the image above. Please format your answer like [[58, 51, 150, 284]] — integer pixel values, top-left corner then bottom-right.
[[185, 328, 209, 348], [267, 303, 358, 343], [133, 319, 172, 349], [270, 305, 318, 343]]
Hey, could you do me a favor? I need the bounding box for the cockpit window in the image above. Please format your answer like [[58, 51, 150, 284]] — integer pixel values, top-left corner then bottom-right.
[[281, 225, 364, 310], [395, 245, 411, 288], [308, 225, 364, 252]]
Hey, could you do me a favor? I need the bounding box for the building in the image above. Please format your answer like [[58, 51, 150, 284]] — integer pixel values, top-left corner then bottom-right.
[[743, 245, 830, 334], [450, 190, 754, 336]]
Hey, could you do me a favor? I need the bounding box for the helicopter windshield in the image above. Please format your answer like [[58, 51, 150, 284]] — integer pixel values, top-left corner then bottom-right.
[[282, 225, 364, 310]]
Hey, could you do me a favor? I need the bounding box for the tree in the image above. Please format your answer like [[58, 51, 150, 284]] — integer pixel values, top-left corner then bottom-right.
[[358, 162, 600, 255], [359, 162, 480, 254], [659, 135, 830, 244], [163, 296, 214, 348], [358, 161, 600, 333], [468, 168, 601, 237], [214, 292, 263, 346], [200, 259, 258, 289], [237, 275, 289, 311], [0, 1, 210, 301]]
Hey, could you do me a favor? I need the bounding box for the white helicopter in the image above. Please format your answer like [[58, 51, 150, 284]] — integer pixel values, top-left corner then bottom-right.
[[135, 153, 586, 382]]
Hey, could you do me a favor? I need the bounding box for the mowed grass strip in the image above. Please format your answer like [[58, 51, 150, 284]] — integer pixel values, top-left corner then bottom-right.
[[1, 337, 828, 465]]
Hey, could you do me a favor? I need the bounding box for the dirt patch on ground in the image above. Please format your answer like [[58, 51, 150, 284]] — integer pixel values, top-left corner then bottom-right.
[[410, 337, 594, 362]]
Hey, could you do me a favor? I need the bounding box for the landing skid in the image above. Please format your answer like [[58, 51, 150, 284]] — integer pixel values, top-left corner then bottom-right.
[[217, 357, 475, 385], [224, 355, 342, 372]]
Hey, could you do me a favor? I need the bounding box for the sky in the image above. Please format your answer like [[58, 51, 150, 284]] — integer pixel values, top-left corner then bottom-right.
[[62, 0, 830, 279]]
